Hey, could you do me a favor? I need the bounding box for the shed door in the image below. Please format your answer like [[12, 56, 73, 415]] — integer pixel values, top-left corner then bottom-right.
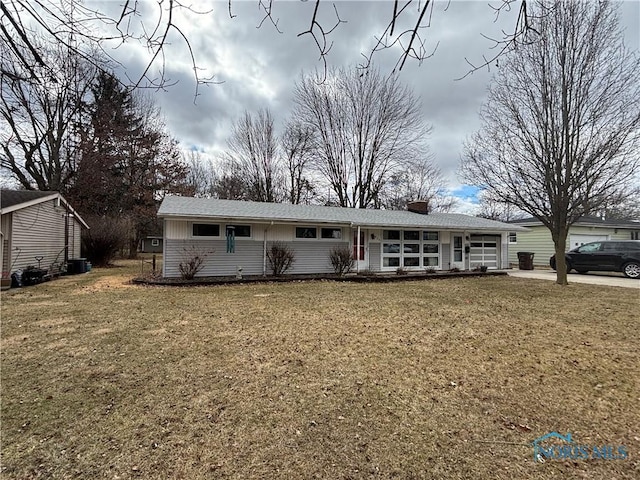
[[469, 235, 500, 269]]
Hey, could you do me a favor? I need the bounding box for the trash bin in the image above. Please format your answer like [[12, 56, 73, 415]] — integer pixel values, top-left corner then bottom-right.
[[517, 252, 535, 270]]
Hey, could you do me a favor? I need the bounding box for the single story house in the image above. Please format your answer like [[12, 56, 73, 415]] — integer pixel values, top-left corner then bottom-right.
[[1, 190, 89, 276], [508, 216, 640, 266], [157, 197, 527, 278], [140, 235, 163, 253]]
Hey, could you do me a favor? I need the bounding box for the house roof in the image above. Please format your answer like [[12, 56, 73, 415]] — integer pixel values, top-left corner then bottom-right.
[[510, 215, 640, 229], [158, 196, 527, 232], [0, 189, 89, 229]]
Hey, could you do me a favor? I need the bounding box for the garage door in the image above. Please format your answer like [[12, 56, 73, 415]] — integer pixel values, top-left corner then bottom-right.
[[470, 235, 500, 269], [568, 234, 608, 250]]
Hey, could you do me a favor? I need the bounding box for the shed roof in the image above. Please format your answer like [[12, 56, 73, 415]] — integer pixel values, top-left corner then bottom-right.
[[0, 190, 89, 229], [0, 190, 56, 209], [158, 196, 526, 232]]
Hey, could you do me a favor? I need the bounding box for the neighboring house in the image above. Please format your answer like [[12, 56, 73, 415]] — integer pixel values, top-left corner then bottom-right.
[[157, 197, 526, 278], [140, 235, 163, 253], [508, 216, 640, 266], [0, 190, 89, 276]]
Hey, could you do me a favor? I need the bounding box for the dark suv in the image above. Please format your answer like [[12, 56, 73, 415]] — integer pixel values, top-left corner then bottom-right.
[[550, 240, 640, 279]]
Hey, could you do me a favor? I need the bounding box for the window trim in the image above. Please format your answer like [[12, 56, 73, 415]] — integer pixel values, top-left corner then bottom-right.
[[320, 227, 343, 240], [191, 222, 221, 238], [381, 229, 441, 270], [295, 226, 318, 239], [225, 224, 252, 238], [508, 232, 517, 244], [151, 239, 160, 247]]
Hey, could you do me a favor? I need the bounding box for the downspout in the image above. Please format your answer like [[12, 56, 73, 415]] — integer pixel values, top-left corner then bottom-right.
[[64, 199, 70, 264], [263, 221, 273, 276], [356, 225, 361, 274]]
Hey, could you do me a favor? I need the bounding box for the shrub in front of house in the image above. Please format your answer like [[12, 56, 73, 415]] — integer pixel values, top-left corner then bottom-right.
[[179, 246, 214, 280], [329, 245, 354, 276], [267, 242, 295, 276]]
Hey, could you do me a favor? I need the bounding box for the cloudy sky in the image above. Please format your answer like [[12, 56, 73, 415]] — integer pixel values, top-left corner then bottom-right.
[[95, 0, 639, 212]]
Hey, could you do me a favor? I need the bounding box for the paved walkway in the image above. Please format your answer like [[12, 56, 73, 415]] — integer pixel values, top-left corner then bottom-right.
[[507, 269, 639, 289]]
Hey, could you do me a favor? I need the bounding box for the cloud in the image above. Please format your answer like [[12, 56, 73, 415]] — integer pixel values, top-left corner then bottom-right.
[[97, 0, 639, 209]]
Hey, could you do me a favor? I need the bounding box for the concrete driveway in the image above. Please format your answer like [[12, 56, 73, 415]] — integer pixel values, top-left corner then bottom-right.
[[508, 269, 640, 289]]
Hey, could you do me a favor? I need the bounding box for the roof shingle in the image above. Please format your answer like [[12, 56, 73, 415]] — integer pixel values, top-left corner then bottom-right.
[[0, 190, 56, 210], [158, 196, 525, 232]]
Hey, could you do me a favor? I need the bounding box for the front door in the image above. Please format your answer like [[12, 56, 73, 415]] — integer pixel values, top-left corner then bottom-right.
[[353, 230, 367, 271], [451, 234, 465, 269]]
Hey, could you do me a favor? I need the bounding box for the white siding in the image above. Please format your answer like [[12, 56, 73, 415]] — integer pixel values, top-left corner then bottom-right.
[[10, 200, 78, 271], [165, 219, 189, 240], [501, 232, 509, 269], [369, 242, 381, 271], [441, 244, 451, 269], [163, 237, 348, 278], [164, 239, 265, 277]]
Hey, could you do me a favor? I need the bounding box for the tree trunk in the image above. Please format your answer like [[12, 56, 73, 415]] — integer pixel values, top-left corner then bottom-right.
[[552, 229, 569, 286], [128, 236, 139, 259]]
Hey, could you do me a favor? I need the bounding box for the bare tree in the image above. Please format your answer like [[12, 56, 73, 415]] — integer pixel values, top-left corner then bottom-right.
[[0, 37, 98, 190], [293, 66, 432, 208], [598, 186, 640, 221], [281, 121, 316, 204], [462, 0, 640, 285], [0, 1, 532, 92], [213, 163, 250, 201], [222, 109, 284, 203], [377, 157, 456, 212], [476, 190, 524, 222], [184, 150, 217, 198]]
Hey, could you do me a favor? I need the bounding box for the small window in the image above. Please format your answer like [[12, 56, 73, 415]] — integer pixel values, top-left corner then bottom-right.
[[321, 227, 342, 239], [403, 244, 420, 254], [403, 257, 420, 267], [383, 230, 401, 240], [423, 231, 438, 241], [383, 243, 401, 254], [631, 231, 640, 240], [508, 232, 517, 244], [296, 227, 317, 239], [383, 257, 400, 267], [404, 230, 420, 241], [424, 256, 439, 267], [151, 239, 160, 247], [226, 225, 251, 237], [193, 223, 220, 237], [423, 244, 439, 254]]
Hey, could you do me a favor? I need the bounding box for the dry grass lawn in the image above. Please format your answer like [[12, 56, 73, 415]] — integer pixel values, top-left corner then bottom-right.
[[1, 261, 638, 479]]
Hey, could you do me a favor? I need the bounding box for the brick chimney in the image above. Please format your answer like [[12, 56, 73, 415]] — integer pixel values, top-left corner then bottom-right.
[[407, 200, 429, 215]]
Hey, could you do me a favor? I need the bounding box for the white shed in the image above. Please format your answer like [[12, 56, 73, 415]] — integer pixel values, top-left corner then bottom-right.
[[0, 190, 89, 277]]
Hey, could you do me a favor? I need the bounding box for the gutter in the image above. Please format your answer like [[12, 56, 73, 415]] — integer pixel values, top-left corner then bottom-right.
[[263, 221, 273, 276]]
